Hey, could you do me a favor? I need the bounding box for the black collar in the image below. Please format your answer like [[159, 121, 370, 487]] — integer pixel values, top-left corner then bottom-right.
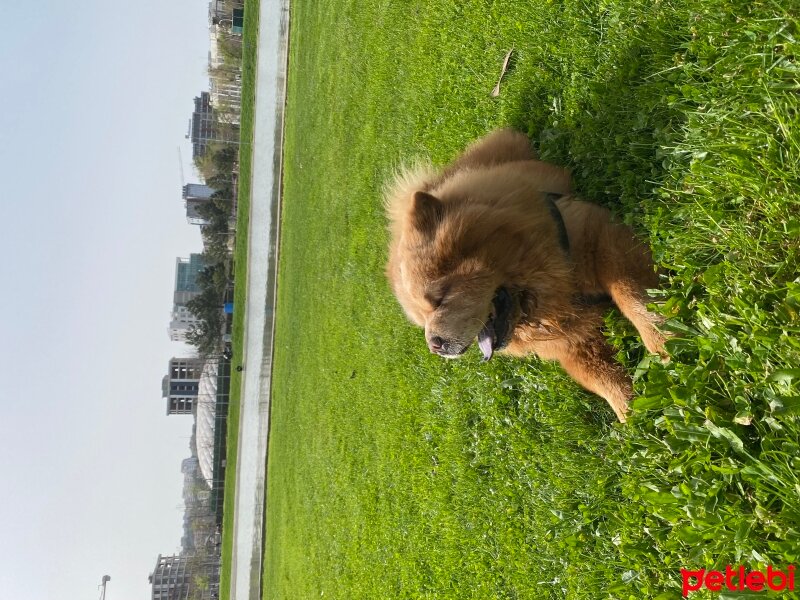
[[544, 193, 570, 253]]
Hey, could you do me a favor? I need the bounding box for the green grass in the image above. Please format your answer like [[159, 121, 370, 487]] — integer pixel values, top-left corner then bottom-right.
[[218, 1, 260, 599], [266, 1, 800, 598]]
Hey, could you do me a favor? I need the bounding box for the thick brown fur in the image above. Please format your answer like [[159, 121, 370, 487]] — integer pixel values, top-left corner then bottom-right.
[[385, 129, 667, 422]]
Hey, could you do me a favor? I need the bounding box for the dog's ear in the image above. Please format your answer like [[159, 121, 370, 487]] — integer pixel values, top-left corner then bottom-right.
[[411, 191, 443, 235]]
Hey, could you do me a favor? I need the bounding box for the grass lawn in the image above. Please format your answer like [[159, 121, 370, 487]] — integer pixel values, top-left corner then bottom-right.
[[218, 0, 260, 598], [266, 1, 800, 598]]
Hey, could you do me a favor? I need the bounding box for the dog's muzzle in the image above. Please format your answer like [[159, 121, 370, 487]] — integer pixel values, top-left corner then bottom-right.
[[477, 287, 515, 361], [427, 336, 469, 358]]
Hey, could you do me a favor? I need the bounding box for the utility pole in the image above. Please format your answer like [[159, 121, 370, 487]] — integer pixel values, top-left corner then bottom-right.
[[98, 575, 111, 600]]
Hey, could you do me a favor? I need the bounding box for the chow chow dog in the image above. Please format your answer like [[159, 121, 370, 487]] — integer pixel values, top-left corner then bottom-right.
[[385, 129, 667, 422]]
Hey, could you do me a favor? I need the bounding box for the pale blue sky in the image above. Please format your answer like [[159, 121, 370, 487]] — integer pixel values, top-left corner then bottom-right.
[[0, 2, 215, 598]]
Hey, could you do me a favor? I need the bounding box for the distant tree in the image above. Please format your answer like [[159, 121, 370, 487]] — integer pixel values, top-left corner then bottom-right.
[[185, 321, 221, 358], [195, 201, 228, 230], [196, 263, 230, 293], [216, 34, 243, 63], [193, 151, 217, 182], [206, 174, 234, 195], [193, 141, 239, 182], [211, 145, 238, 173], [208, 64, 240, 85], [185, 287, 225, 357], [202, 236, 231, 268]]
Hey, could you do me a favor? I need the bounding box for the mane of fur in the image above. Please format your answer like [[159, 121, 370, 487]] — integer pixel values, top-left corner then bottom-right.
[[383, 161, 438, 241]]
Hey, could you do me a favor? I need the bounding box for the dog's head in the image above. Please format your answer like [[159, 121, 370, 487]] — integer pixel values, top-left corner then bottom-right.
[[388, 191, 523, 360]]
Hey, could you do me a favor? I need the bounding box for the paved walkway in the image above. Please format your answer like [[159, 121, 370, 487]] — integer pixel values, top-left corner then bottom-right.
[[228, 1, 291, 600]]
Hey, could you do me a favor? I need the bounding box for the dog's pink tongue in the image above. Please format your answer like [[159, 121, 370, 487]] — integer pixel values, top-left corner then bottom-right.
[[478, 324, 495, 362]]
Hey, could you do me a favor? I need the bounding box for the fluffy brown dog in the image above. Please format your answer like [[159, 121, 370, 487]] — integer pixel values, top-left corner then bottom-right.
[[385, 129, 667, 422]]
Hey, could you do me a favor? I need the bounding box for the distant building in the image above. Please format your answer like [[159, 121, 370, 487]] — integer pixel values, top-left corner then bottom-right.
[[173, 254, 205, 305], [149, 554, 191, 600], [208, 0, 227, 24], [188, 88, 240, 159], [162, 358, 205, 415], [189, 92, 215, 159], [169, 305, 203, 343], [208, 2, 242, 113], [183, 183, 216, 226], [209, 1, 245, 36], [168, 254, 205, 342], [194, 362, 221, 487], [232, 8, 244, 35], [208, 30, 242, 122], [181, 456, 202, 550]]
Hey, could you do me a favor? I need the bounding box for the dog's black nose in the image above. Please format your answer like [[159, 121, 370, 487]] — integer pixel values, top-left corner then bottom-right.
[[428, 336, 445, 353]]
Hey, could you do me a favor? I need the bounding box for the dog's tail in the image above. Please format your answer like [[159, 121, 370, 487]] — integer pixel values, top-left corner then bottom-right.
[[383, 161, 438, 230]]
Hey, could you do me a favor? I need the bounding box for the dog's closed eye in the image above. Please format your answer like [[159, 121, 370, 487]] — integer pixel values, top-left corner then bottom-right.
[[425, 283, 452, 308], [425, 293, 445, 309]]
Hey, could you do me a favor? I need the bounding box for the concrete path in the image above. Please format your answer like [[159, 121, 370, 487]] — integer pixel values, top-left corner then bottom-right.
[[228, 1, 290, 600]]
